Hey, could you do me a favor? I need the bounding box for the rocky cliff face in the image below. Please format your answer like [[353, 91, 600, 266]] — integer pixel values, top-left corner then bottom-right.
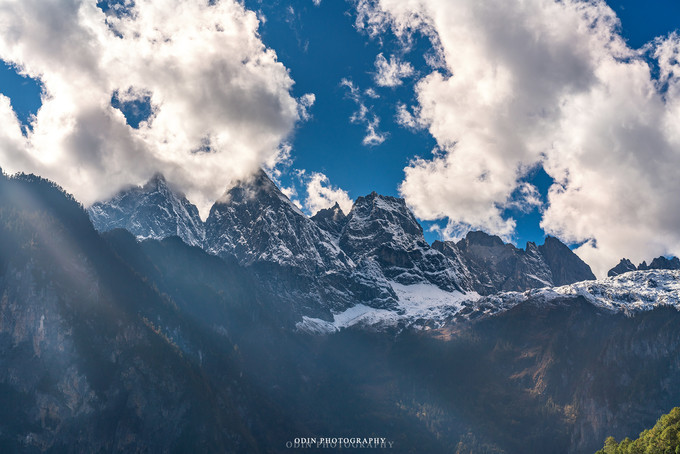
[[88, 174, 205, 247], [203, 170, 396, 314], [310, 202, 347, 237], [608, 255, 680, 276], [339, 192, 469, 292], [434, 231, 595, 295]]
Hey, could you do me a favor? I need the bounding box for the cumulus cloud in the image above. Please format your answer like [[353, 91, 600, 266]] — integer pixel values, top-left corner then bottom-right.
[[0, 0, 311, 218], [373, 53, 414, 87], [341, 77, 387, 146], [355, 0, 680, 276], [304, 172, 354, 216]]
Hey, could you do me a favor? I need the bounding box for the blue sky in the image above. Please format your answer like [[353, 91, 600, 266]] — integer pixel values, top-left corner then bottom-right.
[[242, 0, 680, 247], [0, 0, 679, 275]]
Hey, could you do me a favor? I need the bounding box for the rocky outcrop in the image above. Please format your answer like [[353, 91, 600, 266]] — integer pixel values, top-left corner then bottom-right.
[[608, 258, 637, 276], [311, 202, 347, 237], [608, 255, 680, 276], [434, 232, 595, 295], [339, 192, 468, 292], [204, 170, 396, 314], [538, 236, 596, 285]]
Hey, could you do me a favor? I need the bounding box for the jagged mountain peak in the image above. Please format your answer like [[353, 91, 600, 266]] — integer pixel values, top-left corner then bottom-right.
[[311, 202, 347, 237], [458, 230, 507, 249], [146, 171, 166, 184], [435, 232, 594, 294], [340, 191, 467, 292], [342, 191, 426, 253], [225, 168, 276, 196], [142, 172, 173, 193], [206, 169, 336, 267], [539, 235, 571, 252], [537, 236, 595, 285], [204, 171, 396, 312], [217, 168, 305, 217], [355, 191, 412, 210], [608, 255, 680, 276], [608, 258, 637, 276], [88, 173, 205, 247], [644, 256, 680, 270], [313, 202, 345, 219], [347, 191, 425, 242]]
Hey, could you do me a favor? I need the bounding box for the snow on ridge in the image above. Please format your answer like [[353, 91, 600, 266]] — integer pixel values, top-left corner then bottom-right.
[[296, 281, 480, 333], [297, 270, 680, 334], [373, 195, 406, 214], [547, 269, 680, 311]]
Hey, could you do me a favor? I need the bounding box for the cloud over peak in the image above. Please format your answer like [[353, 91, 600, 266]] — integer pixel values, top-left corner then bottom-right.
[[356, 0, 680, 276], [0, 0, 311, 218], [304, 172, 354, 216]]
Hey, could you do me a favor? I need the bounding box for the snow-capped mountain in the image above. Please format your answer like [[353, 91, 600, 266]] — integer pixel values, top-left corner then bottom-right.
[[203, 169, 396, 314], [608, 255, 680, 276], [88, 174, 205, 247], [204, 169, 349, 271], [433, 231, 595, 295], [339, 192, 469, 293], [310, 202, 347, 237], [87, 169, 598, 322], [9, 170, 680, 454]]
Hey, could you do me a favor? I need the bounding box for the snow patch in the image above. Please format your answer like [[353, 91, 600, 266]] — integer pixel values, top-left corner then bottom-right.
[[296, 281, 480, 333], [549, 269, 680, 311], [297, 270, 680, 334]]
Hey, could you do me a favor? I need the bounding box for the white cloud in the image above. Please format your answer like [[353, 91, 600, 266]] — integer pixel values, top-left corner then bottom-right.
[[395, 102, 422, 130], [304, 172, 354, 216], [341, 77, 387, 146], [0, 0, 311, 219], [362, 116, 387, 146], [373, 53, 414, 87], [364, 87, 380, 99], [280, 184, 304, 210], [297, 93, 316, 121], [356, 0, 680, 277]]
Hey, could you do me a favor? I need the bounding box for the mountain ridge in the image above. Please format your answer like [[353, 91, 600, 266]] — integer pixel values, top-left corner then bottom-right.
[[87, 170, 597, 320], [4, 170, 680, 454], [609, 255, 680, 276]]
